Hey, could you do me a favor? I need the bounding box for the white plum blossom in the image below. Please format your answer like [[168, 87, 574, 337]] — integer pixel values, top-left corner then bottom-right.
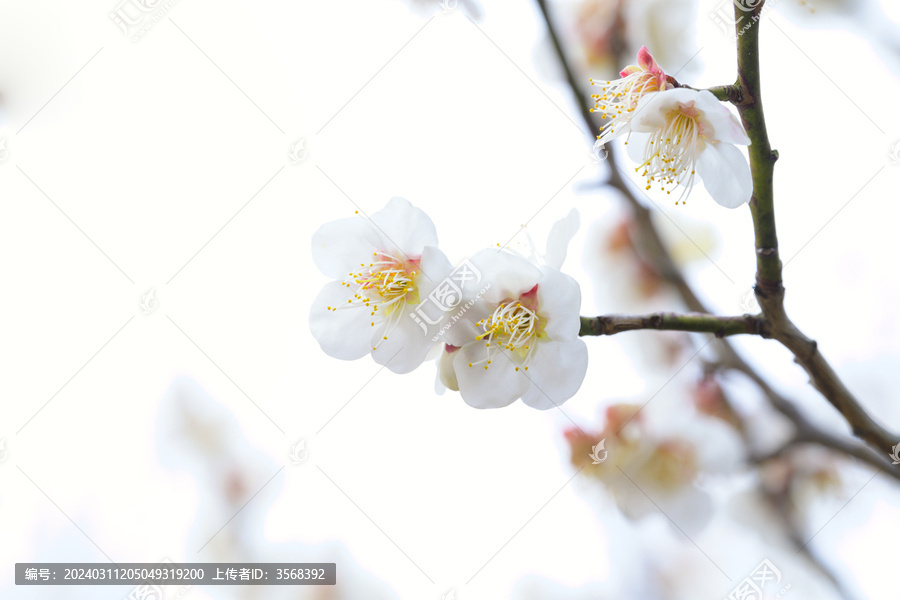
[[624, 87, 752, 207], [433, 210, 587, 409], [591, 46, 672, 146], [443, 246, 588, 410], [309, 198, 451, 374]]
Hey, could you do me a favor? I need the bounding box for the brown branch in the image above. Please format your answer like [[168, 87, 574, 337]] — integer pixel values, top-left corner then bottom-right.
[[769, 313, 897, 451], [579, 312, 767, 338], [528, 4, 890, 595], [729, 1, 898, 455], [534, 0, 899, 467], [715, 344, 899, 481], [758, 481, 857, 599], [534, 0, 601, 136], [710, 367, 882, 598]]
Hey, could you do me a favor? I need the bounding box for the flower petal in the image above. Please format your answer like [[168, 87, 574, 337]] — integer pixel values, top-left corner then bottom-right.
[[468, 248, 542, 304], [370, 306, 436, 374], [628, 89, 688, 132], [369, 246, 453, 373], [453, 345, 531, 409], [625, 131, 651, 163], [696, 141, 752, 208], [442, 315, 481, 348], [635, 46, 660, 76], [633, 88, 748, 145], [311, 216, 387, 280], [535, 267, 582, 341], [370, 197, 439, 258], [409, 245, 456, 336], [409, 245, 484, 342], [520, 340, 588, 409], [696, 98, 750, 146], [544, 209, 580, 270], [630, 89, 733, 135], [417, 245, 454, 291], [309, 281, 376, 360]]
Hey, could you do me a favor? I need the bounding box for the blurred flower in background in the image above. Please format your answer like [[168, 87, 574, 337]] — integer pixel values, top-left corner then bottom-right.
[[581, 205, 720, 375], [565, 379, 744, 535], [535, 0, 699, 83], [157, 378, 399, 599]]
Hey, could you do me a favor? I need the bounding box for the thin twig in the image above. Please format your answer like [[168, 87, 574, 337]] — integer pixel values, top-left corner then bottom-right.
[[579, 312, 767, 338]]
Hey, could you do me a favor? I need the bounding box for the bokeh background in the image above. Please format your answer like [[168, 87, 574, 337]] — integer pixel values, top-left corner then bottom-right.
[[1, 0, 899, 598]]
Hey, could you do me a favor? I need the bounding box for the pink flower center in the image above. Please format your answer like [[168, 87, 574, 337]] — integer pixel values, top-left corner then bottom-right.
[[324, 251, 421, 351], [468, 285, 545, 373]]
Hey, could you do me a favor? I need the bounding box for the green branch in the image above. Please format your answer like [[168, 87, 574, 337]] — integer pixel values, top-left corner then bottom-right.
[[732, 3, 783, 297]]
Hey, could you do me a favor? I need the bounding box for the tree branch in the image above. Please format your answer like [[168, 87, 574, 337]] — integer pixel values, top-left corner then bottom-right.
[[770, 315, 897, 451], [731, 3, 783, 297], [534, 0, 601, 136], [534, 0, 897, 463], [531, 2, 897, 591], [731, 1, 898, 454], [579, 312, 767, 338]]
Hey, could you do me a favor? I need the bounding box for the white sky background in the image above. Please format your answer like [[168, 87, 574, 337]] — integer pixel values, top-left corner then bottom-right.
[[0, 0, 899, 598]]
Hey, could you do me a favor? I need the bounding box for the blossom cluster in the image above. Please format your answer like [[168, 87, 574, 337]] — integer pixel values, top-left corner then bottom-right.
[[565, 394, 743, 535], [592, 47, 752, 208], [310, 198, 588, 410]]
